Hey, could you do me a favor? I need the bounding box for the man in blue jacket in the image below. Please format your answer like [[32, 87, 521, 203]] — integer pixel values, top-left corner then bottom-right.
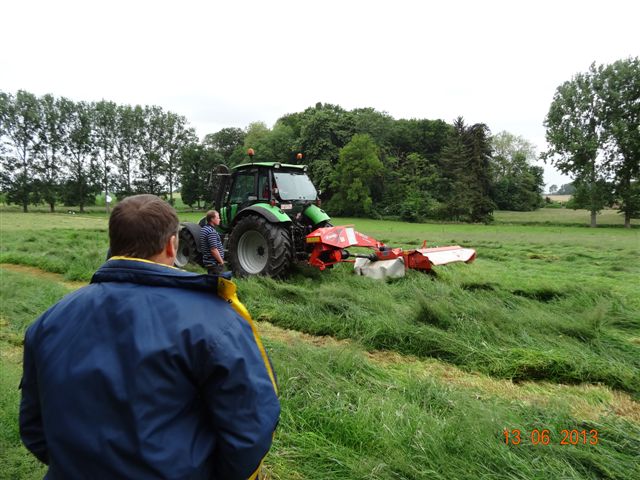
[[20, 194, 280, 479]]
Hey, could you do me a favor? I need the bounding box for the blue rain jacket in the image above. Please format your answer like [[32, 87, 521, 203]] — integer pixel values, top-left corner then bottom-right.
[[20, 258, 280, 479]]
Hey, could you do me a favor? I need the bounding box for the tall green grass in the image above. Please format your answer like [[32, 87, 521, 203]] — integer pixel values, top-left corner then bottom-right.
[[0, 270, 68, 480], [264, 338, 639, 479], [238, 261, 639, 395], [0, 228, 108, 281], [2, 268, 638, 479]]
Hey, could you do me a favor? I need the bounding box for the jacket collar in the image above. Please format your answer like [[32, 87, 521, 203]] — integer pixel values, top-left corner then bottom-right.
[[91, 257, 227, 292]]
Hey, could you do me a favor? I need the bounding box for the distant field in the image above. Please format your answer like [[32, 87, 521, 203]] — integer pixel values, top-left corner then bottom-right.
[[0, 191, 190, 214], [1, 209, 638, 479], [545, 194, 572, 202], [180, 206, 633, 227], [0, 212, 108, 232], [494, 208, 629, 226]]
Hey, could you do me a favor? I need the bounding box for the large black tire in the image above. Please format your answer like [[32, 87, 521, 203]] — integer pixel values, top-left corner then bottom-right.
[[228, 215, 292, 277], [175, 228, 202, 268]]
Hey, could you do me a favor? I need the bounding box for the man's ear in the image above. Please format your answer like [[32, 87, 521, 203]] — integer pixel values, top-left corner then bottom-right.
[[166, 234, 178, 259], [149, 234, 178, 266]]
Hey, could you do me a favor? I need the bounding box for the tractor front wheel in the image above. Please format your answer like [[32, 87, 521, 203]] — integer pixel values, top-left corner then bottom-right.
[[228, 215, 292, 277]]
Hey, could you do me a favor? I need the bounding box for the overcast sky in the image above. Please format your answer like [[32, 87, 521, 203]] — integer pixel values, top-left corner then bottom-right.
[[2, 0, 638, 188]]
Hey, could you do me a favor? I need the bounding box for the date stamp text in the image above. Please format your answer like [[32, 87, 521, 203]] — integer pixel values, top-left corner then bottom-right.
[[503, 429, 599, 446]]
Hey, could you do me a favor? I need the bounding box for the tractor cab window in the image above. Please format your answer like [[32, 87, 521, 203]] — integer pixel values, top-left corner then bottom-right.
[[229, 171, 256, 204], [258, 170, 270, 200], [273, 171, 317, 201]]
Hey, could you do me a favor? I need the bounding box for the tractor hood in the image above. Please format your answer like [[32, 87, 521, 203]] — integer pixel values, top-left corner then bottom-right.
[[303, 204, 330, 225]]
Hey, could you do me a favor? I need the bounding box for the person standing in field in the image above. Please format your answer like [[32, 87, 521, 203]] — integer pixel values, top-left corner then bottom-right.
[[19, 194, 280, 479], [202, 209, 225, 275]]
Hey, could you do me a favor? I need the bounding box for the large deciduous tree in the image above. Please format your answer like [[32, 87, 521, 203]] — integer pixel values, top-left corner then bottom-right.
[[388, 118, 451, 163], [241, 122, 272, 162], [94, 100, 118, 211], [203, 127, 245, 166], [113, 104, 143, 198], [0, 92, 12, 198], [328, 133, 383, 216], [298, 103, 355, 196], [263, 122, 297, 163], [393, 152, 442, 222], [598, 57, 640, 228], [351, 108, 394, 151], [490, 131, 544, 211], [159, 112, 196, 205], [62, 99, 99, 212], [543, 59, 639, 227], [1, 90, 41, 211], [136, 105, 166, 195], [179, 144, 223, 208], [35, 94, 70, 212]]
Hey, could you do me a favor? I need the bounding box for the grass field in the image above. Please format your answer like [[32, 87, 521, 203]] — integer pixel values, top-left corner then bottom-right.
[[1, 208, 639, 479]]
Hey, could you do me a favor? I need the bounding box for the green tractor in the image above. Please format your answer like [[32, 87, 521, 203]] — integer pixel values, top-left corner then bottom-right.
[[175, 161, 331, 277]]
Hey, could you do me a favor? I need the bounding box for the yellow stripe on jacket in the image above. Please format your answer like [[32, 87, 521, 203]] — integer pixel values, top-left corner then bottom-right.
[[217, 277, 279, 396]]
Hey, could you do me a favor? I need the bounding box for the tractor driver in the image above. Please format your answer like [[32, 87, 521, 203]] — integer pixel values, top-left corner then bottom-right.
[[202, 209, 225, 274]]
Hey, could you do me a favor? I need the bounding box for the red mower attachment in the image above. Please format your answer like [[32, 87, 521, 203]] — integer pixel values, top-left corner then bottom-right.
[[306, 226, 476, 273]]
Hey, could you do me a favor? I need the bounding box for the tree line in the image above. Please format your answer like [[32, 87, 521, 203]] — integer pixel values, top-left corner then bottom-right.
[[3, 57, 636, 225], [548, 183, 575, 196], [176, 106, 545, 223], [1, 91, 545, 222], [0, 91, 196, 212]]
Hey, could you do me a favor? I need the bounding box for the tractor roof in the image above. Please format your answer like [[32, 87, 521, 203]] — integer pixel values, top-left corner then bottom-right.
[[232, 162, 308, 171]]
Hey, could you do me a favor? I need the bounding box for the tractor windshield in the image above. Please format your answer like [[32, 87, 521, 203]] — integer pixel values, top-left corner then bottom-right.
[[274, 171, 317, 201]]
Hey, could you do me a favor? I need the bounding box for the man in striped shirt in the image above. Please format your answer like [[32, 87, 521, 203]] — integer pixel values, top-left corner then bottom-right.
[[201, 210, 225, 274]]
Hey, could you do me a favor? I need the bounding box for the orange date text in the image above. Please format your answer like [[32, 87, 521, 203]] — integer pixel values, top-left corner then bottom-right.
[[502, 429, 599, 446]]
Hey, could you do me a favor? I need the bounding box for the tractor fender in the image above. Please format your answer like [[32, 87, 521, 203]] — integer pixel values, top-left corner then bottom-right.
[[233, 204, 292, 226], [180, 222, 203, 253], [303, 204, 331, 226]]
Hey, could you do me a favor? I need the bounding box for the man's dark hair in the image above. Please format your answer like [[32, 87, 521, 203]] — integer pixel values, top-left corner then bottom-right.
[[109, 195, 179, 259], [206, 210, 219, 223]]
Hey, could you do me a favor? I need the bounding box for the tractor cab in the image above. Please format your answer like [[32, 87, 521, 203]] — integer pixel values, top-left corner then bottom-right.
[[216, 162, 320, 231]]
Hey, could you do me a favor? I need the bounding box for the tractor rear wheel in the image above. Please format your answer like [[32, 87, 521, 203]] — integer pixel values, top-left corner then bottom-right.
[[175, 228, 202, 268], [228, 214, 292, 277]]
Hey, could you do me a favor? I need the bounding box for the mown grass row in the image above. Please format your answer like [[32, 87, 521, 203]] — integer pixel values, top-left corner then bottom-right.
[[265, 337, 640, 479], [1, 268, 639, 479], [239, 262, 639, 396]]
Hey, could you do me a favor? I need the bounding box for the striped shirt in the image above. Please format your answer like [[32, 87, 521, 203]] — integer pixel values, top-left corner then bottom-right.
[[201, 224, 224, 267]]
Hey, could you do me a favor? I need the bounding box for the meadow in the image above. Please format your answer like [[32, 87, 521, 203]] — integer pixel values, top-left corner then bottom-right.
[[0, 207, 638, 479]]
